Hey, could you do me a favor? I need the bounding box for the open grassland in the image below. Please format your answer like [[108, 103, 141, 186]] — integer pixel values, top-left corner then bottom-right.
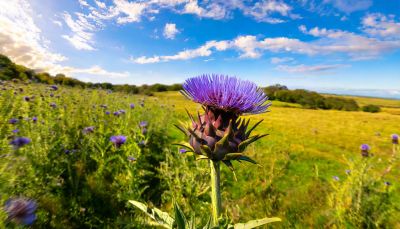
[[1, 84, 399, 228]]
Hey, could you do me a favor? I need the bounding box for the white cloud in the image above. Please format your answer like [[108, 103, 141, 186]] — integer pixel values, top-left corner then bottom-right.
[[270, 57, 294, 64], [0, 0, 128, 79], [163, 23, 180, 39], [233, 35, 261, 58], [113, 0, 147, 24], [52, 20, 63, 27], [62, 12, 96, 50], [362, 13, 400, 39], [95, 0, 107, 9], [324, 0, 372, 13], [242, 0, 292, 23], [276, 64, 349, 73], [78, 0, 89, 7]]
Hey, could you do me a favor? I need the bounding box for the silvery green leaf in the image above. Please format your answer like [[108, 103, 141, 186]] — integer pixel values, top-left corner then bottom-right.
[[233, 217, 281, 229], [129, 200, 174, 229]]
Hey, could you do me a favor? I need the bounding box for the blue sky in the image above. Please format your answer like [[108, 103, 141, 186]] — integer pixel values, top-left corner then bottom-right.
[[1, 0, 400, 98]]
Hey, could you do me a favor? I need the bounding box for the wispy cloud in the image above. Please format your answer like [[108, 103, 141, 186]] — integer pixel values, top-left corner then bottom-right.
[[0, 0, 127, 79], [276, 64, 349, 73], [62, 12, 98, 50], [362, 13, 400, 39], [324, 0, 372, 14], [270, 57, 294, 64]]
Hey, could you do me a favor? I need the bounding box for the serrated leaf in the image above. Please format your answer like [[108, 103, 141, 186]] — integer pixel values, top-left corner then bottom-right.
[[234, 217, 281, 229], [129, 200, 174, 229], [174, 202, 187, 229], [238, 134, 268, 152]]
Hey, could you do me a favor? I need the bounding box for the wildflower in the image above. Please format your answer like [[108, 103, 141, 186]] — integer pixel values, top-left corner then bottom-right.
[[333, 176, 340, 181], [141, 128, 148, 135], [360, 144, 370, 157], [105, 111, 111, 115], [100, 104, 107, 109], [392, 134, 399, 144], [32, 117, 37, 123], [345, 169, 351, 175], [139, 121, 148, 128], [9, 118, 18, 124], [384, 181, 391, 186], [10, 137, 31, 149], [113, 111, 120, 116], [138, 140, 145, 147], [177, 74, 270, 163], [179, 148, 188, 154], [128, 156, 136, 161], [4, 197, 37, 225], [12, 129, 19, 134], [110, 135, 127, 148], [50, 102, 57, 108], [50, 85, 58, 91], [119, 109, 126, 114], [82, 126, 95, 134], [24, 96, 30, 102], [50, 93, 54, 97], [130, 103, 135, 109]]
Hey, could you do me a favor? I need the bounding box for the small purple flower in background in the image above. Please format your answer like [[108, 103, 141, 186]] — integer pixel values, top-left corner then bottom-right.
[[333, 176, 340, 181], [128, 156, 136, 162], [113, 111, 120, 116], [9, 118, 18, 124], [12, 129, 19, 134], [140, 102, 144, 107], [345, 169, 351, 175], [4, 197, 37, 225], [360, 144, 370, 157], [50, 85, 58, 91], [100, 104, 107, 109], [392, 134, 399, 144], [50, 93, 54, 97], [179, 148, 188, 154], [50, 102, 57, 108], [10, 137, 31, 149], [384, 181, 391, 186], [105, 111, 111, 115], [110, 135, 127, 148], [24, 96, 30, 102], [141, 128, 148, 135], [138, 140, 145, 147], [32, 117, 37, 123], [139, 121, 148, 128], [82, 126, 95, 134], [130, 103, 135, 109], [119, 109, 126, 114]]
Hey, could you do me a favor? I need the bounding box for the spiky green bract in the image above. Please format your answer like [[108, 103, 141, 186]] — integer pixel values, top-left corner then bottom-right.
[[176, 107, 267, 168]]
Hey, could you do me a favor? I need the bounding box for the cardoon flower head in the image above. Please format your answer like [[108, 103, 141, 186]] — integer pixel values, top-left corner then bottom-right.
[[130, 103, 135, 109], [392, 134, 399, 144], [177, 74, 270, 166], [4, 197, 37, 225], [9, 118, 18, 124], [110, 135, 127, 148], [10, 137, 31, 149], [360, 144, 370, 157], [83, 126, 95, 134]]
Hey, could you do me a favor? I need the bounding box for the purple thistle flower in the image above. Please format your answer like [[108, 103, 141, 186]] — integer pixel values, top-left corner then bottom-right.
[[130, 103, 135, 109], [360, 144, 370, 157], [181, 74, 270, 115], [83, 126, 95, 134], [110, 135, 127, 148], [9, 118, 18, 124], [128, 156, 136, 161], [179, 148, 188, 154], [50, 102, 57, 108], [113, 111, 120, 116], [139, 121, 148, 128], [10, 137, 31, 149], [4, 197, 37, 225], [392, 134, 399, 144], [333, 176, 340, 181], [32, 117, 37, 123], [105, 111, 111, 115], [50, 85, 58, 91]]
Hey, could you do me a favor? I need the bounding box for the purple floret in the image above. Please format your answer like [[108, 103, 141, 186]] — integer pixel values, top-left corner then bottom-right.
[[110, 135, 127, 148], [4, 198, 37, 225], [181, 74, 270, 114]]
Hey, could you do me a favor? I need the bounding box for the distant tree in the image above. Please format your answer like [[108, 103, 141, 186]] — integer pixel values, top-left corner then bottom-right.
[[362, 104, 381, 113]]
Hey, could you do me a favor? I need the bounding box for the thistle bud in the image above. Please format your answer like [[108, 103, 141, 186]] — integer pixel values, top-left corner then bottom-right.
[[360, 144, 370, 157]]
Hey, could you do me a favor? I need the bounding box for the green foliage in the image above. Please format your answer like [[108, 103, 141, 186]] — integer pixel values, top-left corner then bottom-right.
[[264, 85, 359, 111], [362, 104, 381, 113]]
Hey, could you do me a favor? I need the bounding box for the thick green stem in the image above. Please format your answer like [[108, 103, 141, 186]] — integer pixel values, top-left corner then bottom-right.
[[210, 160, 221, 225]]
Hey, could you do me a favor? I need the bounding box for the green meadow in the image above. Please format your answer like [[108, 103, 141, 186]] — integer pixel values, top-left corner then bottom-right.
[[1, 83, 399, 228]]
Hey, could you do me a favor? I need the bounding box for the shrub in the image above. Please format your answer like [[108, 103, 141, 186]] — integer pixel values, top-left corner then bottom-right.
[[362, 104, 381, 113]]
